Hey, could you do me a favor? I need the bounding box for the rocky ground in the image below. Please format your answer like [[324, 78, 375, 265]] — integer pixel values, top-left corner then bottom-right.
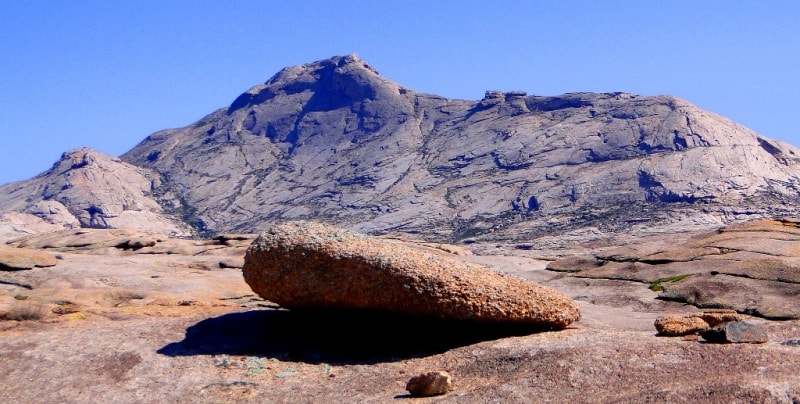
[[1, 224, 799, 402]]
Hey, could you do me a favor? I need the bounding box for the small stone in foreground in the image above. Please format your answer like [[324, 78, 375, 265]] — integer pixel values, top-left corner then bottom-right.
[[700, 321, 768, 344], [406, 371, 452, 397], [654, 316, 709, 336]]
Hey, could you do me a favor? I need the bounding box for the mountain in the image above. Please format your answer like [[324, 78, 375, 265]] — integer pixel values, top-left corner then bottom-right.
[[4, 54, 800, 241], [0, 148, 190, 237]]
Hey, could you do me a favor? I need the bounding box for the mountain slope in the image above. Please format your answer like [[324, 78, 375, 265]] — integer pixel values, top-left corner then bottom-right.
[[120, 54, 800, 241]]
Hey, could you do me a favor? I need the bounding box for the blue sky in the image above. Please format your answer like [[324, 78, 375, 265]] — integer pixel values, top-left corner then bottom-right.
[[1, 1, 798, 185]]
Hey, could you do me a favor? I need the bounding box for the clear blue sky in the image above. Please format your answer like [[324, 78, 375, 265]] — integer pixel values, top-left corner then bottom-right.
[[1, 1, 798, 185]]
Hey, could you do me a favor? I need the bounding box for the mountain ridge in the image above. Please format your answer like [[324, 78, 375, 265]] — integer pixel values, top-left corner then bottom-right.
[[3, 54, 800, 242]]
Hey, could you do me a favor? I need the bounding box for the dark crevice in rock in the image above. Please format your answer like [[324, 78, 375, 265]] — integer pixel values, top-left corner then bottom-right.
[[672, 132, 688, 150], [492, 152, 533, 170], [758, 137, 789, 165], [570, 274, 652, 284], [0, 279, 33, 289], [714, 271, 800, 285]]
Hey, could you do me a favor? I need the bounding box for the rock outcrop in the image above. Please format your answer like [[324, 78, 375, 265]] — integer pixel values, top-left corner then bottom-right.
[[243, 221, 580, 327], [7, 229, 255, 268], [547, 219, 800, 319], [0, 246, 57, 270]]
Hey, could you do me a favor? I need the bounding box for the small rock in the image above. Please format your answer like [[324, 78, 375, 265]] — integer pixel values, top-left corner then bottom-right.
[[695, 309, 743, 327], [700, 321, 768, 344], [654, 316, 710, 336], [406, 371, 452, 397], [52, 303, 80, 315]]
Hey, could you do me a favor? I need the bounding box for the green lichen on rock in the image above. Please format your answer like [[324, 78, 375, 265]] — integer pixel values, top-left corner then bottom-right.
[[649, 274, 692, 291]]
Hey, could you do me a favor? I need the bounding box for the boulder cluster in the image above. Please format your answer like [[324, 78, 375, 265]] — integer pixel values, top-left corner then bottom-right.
[[655, 310, 768, 343]]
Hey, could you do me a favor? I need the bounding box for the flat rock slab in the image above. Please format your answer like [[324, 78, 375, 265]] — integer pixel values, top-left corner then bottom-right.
[[243, 222, 580, 328], [0, 246, 57, 270], [660, 274, 800, 320], [548, 219, 800, 319], [10, 228, 165, 252]]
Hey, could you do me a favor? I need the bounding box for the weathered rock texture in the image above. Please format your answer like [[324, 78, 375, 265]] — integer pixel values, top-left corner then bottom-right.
[[547, 218, 800, 319], [0, 148, 190, 238], [654, 315, 710, 336], [243, 222, 580, 327], [3, 55, 800, 241]]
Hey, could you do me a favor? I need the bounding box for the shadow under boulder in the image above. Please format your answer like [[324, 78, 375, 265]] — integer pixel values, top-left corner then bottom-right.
[[158, 309, 558, 365]]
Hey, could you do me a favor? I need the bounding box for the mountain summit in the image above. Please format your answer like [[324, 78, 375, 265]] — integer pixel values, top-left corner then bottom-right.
[[3, 55, 800, 241]]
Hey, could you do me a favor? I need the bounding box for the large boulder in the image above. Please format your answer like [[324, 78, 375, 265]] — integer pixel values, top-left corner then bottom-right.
[[243, 222, 580, 328]]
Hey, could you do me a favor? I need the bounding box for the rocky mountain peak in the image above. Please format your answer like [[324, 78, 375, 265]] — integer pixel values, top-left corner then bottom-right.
[[50, 147, 114, 175], [228, 54, 401, 114]]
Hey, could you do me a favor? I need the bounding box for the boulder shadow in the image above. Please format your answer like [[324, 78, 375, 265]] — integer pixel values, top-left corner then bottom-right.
[[158, 309, 556, 365]]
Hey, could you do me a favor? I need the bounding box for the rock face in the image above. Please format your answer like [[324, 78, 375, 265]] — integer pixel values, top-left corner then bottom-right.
[[243, 221, 580, 327], [0, 148, 190, 238]]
